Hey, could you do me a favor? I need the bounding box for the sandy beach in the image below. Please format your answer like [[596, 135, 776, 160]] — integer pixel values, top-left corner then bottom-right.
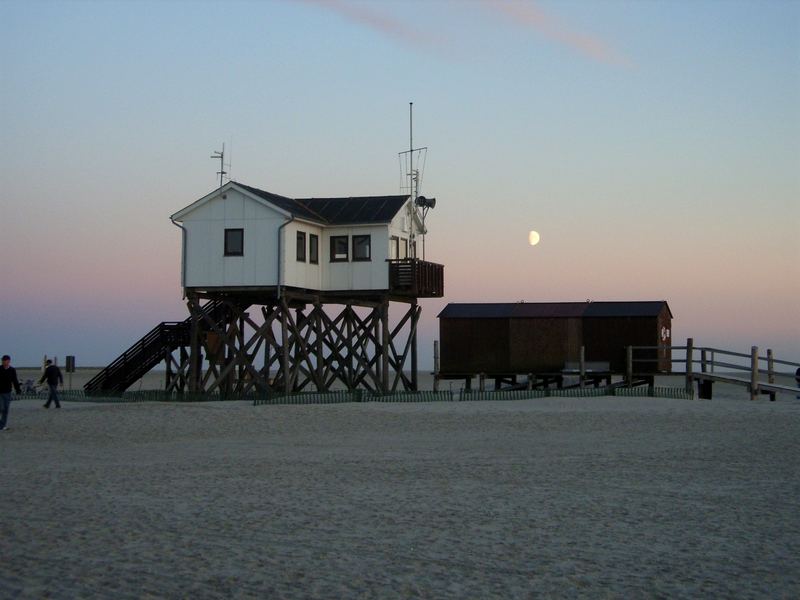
[[1, 393, 798, 599]]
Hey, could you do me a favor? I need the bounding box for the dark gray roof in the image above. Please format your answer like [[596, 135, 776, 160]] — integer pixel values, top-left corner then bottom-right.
[[236, 182, 408, 225], [438, 301, 672, 319], [297, 196, 409, 225], [583, 301, 672, 318]]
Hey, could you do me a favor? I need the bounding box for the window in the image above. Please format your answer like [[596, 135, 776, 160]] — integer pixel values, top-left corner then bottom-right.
[[400, 238, 408, 259], [224, 228, 243, 256], [390, 236, 399, 260], [330, 235, 349, 262], [309, 234, 319, 264], [296, 231, 306, 262], [353, 235, 371, 261]]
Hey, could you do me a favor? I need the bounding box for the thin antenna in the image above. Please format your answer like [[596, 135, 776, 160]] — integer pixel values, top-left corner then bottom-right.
[[398, 102, 430, 260], [410, 102, 414, 201], [211, 144, 227, 188], [227, 137, 232, 182]]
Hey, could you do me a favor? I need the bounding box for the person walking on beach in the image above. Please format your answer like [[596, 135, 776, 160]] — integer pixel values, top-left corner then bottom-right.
[[795, 367, 800, 400], [1, 354, 22, 431], [40, 359, 63, 409]]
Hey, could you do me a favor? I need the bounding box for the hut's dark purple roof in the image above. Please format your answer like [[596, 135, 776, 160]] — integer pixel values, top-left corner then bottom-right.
[[438, 301, 672, 319], [237, 182, 408, 225]]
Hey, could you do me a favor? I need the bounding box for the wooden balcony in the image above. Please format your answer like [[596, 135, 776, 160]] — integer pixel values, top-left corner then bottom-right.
[[388, 259, 444, 298]]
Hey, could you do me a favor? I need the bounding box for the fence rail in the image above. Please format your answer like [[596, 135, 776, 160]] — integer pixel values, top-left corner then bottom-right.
[[630, 338, 799, 400]]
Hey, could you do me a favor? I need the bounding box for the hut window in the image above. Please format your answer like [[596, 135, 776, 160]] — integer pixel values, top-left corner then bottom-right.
[[390, 236, 399, 260], [224, 228, 244, 256], [353, 235, 371, 262], [400, 238, 408, 259], [330, 236, 349, 262], [309, 234, 319, 264], [296, 231, 306, 262]]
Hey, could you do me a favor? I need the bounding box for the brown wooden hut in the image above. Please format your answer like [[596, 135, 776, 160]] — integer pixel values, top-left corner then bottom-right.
[[437, 301, 672, 377]]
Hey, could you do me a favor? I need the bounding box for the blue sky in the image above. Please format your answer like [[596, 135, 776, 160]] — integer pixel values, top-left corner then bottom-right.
[[1, 0, 798, 367]]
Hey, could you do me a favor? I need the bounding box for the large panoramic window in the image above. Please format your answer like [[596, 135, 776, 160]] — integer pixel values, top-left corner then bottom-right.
[[330, 235, 349, 262], [352, 235, 371, 262], [296, 231, 306, 262], [309, 234, 319, 264], [224, 228, 244, 256]]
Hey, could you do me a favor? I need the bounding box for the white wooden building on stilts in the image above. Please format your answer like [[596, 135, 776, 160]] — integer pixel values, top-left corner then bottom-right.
[[85, 181, 443, 396]]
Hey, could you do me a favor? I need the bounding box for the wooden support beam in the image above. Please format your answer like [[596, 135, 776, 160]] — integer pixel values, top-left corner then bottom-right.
[[411, 299, 418, 391], [188, 295, 201, 394], [281, 299, 291, 394], [177, 291, 424, 395], [579, 345, 586, 390], [750, 345, 759, 401], [685, 338, 694, 396], [626, 345, 633, 387], [381, 303, 390, 392]]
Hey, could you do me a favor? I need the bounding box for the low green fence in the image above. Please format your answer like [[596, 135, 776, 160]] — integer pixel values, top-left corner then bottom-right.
[[612, 385, 694, 400], [461, 385, 693, 401], [15, 384, 693, 405], [17, 390, 88, 402], [253, 390, 454, 405]]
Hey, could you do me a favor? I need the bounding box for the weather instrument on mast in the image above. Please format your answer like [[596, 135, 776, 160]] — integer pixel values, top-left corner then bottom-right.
[[398, 102, 435, 260]]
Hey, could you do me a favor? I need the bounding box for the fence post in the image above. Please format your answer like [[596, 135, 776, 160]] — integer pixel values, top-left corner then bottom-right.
[[750, 346, 759, 401], [579, 345, 586, 389], [701, 349, 707, 373], [527, 373, 533, 391], [767, 348, 776, 401], [433, 341, 440, 392], [626, 346, 633, 387], [685, 338, 694, 396], [767, 349, 774, 384], [479, 373, 485, 392]]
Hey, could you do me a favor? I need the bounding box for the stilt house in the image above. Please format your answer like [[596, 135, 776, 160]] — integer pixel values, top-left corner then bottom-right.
[[84, 181, 443, 396]]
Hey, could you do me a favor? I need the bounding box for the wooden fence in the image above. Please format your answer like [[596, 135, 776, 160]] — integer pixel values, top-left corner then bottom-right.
[[630, 338, 799, 400]]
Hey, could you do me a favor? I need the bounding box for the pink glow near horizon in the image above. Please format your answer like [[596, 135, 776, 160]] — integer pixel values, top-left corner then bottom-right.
[[2, 1, 798, 366]]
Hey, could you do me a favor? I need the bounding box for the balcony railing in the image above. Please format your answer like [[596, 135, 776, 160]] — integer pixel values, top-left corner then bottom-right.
[[388, 259, 444, 298]]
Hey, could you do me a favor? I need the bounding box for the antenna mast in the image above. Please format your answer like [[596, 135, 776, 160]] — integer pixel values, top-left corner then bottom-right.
[[211, 144, 228, 188], [410, 102, 414, 201], [399, 102, 428, 259]]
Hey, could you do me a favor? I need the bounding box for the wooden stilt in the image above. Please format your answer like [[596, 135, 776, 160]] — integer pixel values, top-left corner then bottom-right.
[[171, 290, 423, 395], [411, 299, 418, 391], [579, 345, 586, 389], [626, 345, 633, 387]]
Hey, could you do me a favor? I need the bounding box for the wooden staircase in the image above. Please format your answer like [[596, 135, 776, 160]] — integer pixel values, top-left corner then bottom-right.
[[84, 301, 228, 395]]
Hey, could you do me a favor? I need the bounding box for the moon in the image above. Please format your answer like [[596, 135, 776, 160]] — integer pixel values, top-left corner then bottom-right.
[[528, 230, 541, 246]]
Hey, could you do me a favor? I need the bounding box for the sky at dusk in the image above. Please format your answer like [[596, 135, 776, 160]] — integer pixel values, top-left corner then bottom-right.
[[1, 0, 798, 368]]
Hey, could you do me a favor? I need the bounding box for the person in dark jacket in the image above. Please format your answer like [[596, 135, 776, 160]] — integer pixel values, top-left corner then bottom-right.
[[796, 367, 800, 400], [39, 359, 63, 409], [1, 354, 22, 431]]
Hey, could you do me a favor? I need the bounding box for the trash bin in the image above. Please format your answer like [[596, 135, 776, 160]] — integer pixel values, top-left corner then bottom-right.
[[698, 378, 713, 400]]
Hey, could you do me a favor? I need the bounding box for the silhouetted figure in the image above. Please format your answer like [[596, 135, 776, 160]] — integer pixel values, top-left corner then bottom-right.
[[40, 359, 63, 408], [795, 367, 800, 400], [0, 354, 22, 431]]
